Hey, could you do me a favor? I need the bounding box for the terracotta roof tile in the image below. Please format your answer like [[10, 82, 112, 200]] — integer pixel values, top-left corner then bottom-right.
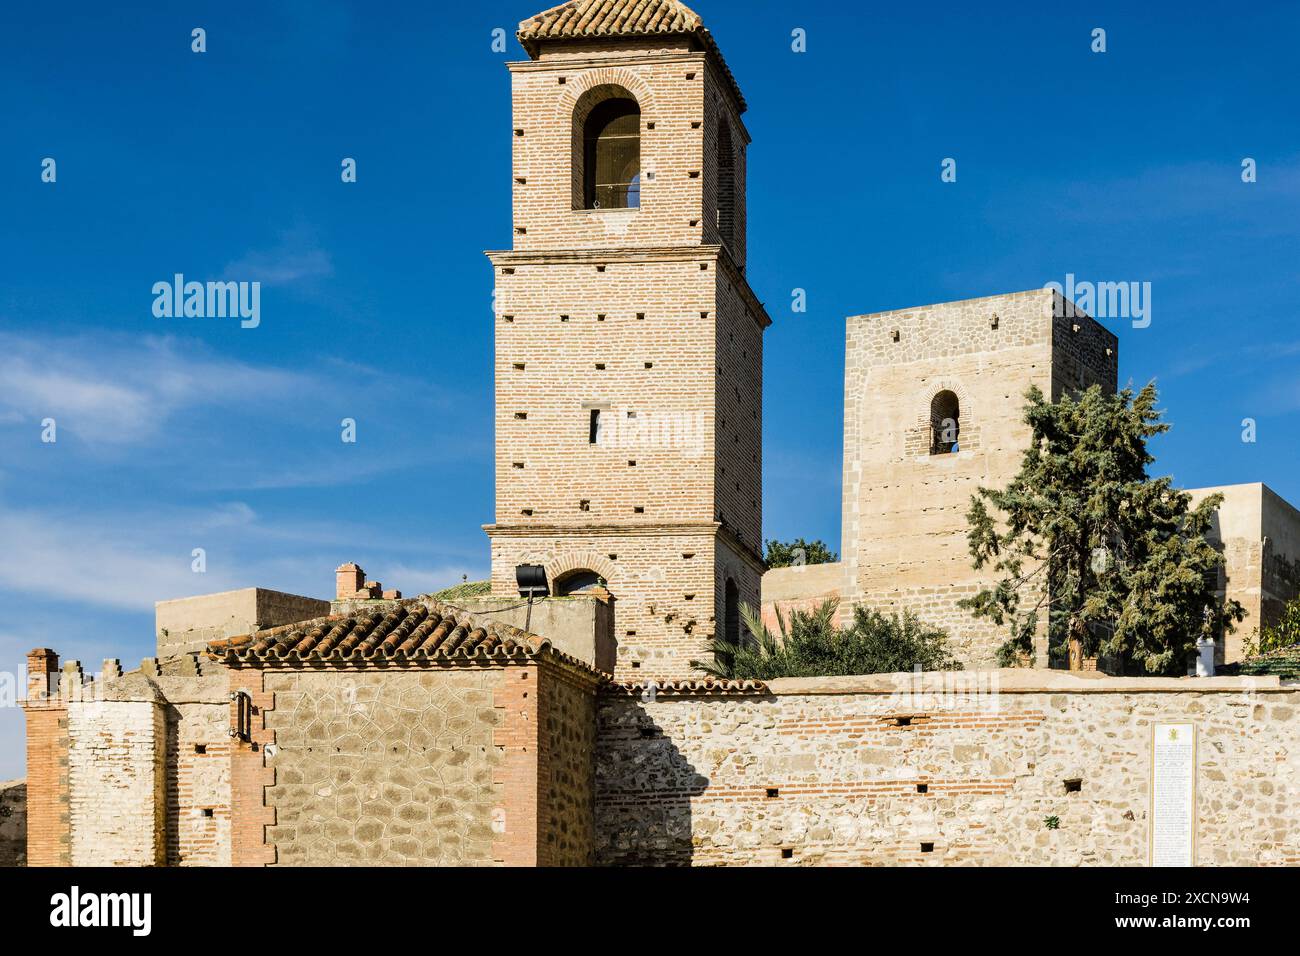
[[517, 0, 746, 112], [206, 597, 603, 676], [1221, 642, 1300, 680], [606, 677, 768, 697]]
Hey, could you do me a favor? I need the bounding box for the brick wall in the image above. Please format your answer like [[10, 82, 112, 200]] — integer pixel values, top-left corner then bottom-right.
[[67, 699, 167, 866], [165, 701, 232, 866], [23, 705, 68, 866], [488, 35, 767, 684], [24, 656, 233, 868], [595, 672, 1300, 866], [493, 665, 538, 865], [506, 44, 745, 254]]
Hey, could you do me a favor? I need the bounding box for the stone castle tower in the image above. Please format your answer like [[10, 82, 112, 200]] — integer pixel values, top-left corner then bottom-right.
[[840, 289, 1118, 666], [485, 0, 769, 680]]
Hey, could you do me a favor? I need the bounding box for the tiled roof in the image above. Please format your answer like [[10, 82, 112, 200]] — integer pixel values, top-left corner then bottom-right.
[[206, 597, 602, 675], [517, 0, 746, 112], [1222, 643, 1300, 680], [606, 677, 768, 697]]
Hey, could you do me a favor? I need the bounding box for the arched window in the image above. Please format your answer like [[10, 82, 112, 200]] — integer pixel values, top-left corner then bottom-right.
[[583, 98, 640, 209], [723, 577, 740, 647], [930, 391, 960, 455], [717, 122, 735, 246], [556, 569, 604, 595]]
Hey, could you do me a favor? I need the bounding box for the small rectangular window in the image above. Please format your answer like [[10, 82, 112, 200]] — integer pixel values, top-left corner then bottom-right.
[[588, 408, 602, 444]]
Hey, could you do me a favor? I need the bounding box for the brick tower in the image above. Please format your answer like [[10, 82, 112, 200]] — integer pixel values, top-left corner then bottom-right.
[[485, 0, 768, 681]]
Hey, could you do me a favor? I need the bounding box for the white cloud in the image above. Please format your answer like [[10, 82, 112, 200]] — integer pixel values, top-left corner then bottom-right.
[[223, 227, 334, 286], [369, 562, 490, 597], [0, 332, 312, 446], [0, 507, 246, 610]]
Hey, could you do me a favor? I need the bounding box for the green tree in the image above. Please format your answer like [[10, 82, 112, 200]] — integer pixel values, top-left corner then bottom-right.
[[962, 382, 1243, 674], [691, 598, 961, 680], [764, 537, 839, 569], [1245, 594, 1300, 657]]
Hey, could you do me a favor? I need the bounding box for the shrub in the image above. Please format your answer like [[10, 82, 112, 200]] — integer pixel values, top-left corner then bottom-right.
[[692, 598, 962, 680], [1243, 595, 1300, 658]]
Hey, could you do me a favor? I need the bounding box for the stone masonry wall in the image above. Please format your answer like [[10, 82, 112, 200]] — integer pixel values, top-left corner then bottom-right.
[[0, 781, 25, 866], [841, 290, 1116, 667], [595, 672, 1300, 866], [263, 669, 503, 866], [538, 669, 599, 865]]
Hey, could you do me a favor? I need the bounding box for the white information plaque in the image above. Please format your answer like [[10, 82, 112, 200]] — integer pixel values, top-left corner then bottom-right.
[[1150, 722, 1197, 866]]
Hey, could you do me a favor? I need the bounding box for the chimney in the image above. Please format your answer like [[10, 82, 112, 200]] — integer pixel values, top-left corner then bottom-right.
[[336, 563, 365, 600], [26, 648, 58, 703]]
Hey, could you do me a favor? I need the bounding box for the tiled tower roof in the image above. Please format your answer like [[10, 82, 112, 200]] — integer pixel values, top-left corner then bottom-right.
[[517, 0, 745, 111]]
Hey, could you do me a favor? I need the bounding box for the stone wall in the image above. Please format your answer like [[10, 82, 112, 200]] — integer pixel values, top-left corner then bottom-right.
[[595, 671, 1300, 866], [760, 562, 845, 632], [538, 670, 598, 865], [1190, 483, 1300, 663], [841, 289, 1117, 667], [263, 669, 503, 866], [156, 588, 328, 656], [448, 593, 616, 674], [506, 41, 746, 254], [0, 781, 25, 866]]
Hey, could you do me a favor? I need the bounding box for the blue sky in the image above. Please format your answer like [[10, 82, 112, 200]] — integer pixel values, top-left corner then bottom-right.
[[1, 0, 1297, 776]]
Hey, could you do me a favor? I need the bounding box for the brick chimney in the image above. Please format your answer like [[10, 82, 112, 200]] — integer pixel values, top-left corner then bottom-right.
[[336, 563, 365, 600], [26, 648, 58, 702]]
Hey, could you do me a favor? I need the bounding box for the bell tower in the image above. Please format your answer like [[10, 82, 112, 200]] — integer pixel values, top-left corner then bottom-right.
[[485, 0, 769, 680]]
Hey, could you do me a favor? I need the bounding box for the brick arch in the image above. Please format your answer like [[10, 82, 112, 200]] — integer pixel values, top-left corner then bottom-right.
[[918, 378, 971, 413], [545, 551, 619, 593], [562, 69, 657, 211], [557, 68, 657, 125], [913, 379, 976, 455]]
